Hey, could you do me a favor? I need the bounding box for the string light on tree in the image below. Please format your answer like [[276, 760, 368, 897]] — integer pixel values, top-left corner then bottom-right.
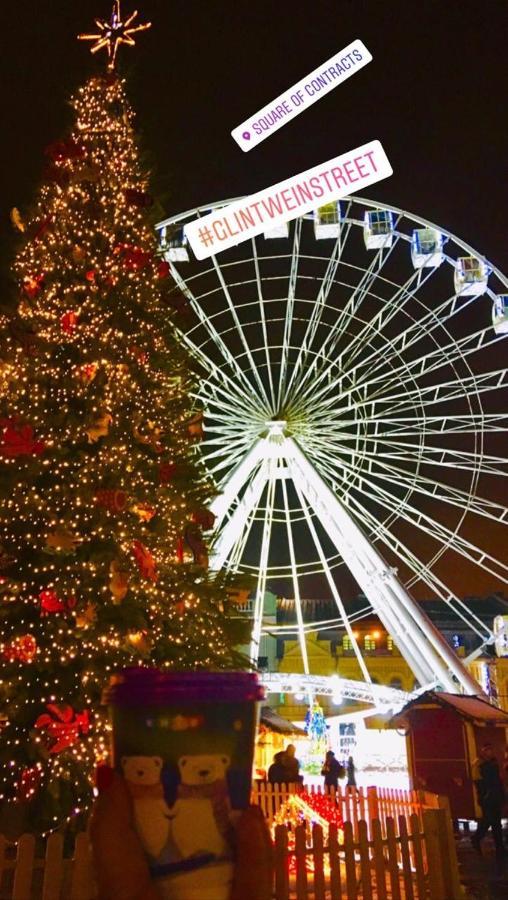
[[0, 5, 249, 836]]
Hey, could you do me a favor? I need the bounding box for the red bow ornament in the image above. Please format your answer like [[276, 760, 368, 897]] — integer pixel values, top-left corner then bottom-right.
[[61, 311, 79, 335], [131, 540, 158, 583], [35, 704, 90, 754], [22, 274, 45, 298], [39, 590, 76, 616], [0, 419, 46, 458]]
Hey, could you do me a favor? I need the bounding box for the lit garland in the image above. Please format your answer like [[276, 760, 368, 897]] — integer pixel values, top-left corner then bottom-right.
[[0, 66, 250, 835], [272, 792, 344, 872]]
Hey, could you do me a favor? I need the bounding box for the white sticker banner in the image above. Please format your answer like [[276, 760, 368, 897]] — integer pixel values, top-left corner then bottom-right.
[[185, 140, 392, 261], [231, 39, 372, 152]]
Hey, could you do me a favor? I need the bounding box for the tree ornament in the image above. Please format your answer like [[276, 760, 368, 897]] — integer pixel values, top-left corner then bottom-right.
[[159, 460, 177, 484], [39, 590, 76, 616], [77, 362, 98, 385], [131, 540, 157, 582], [130, 501, 156, 522], [72, 245, 86, 263], [75, 601, 97, 629], [86, 411, 112, 443], [34, 704, 90, 754], [95, 488, 128, 513], [85, 269, 97, 283], [127, 630, 151, 654], [0, 418, 46, 458], [132, 418, 163, 454], [60, 310, 79, 335], [109, 559, 129, 603], [10, 207, 25, 233], [22, 274, 45, 298], [44, 527, 82, 554]]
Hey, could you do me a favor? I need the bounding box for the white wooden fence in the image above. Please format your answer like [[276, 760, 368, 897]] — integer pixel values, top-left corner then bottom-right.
[[0, 786, 462, 899]]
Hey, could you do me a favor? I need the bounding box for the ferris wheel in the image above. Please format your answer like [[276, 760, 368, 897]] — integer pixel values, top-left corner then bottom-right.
[[156, 196, 508, 709]]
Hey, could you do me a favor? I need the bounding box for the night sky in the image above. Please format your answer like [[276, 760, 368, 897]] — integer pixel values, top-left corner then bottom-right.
[[0, 0, 506, 601], [1, 0, 507, 275]]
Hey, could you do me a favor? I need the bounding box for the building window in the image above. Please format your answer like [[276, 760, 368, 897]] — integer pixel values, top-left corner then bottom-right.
[[387, 635, 394, 651], [342, 635, 353, 650], [364, 635, 377, 651]]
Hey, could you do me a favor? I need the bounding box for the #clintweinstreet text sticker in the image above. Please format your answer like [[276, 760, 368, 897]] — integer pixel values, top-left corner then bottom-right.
[[231, 39, 372, 151], [184, 140, 392, 260]]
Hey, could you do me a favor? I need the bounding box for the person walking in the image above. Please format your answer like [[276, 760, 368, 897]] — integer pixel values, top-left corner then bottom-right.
[[346, 755, 357, 789], [321, 750, 344, 790], [471, 742, 506, 860]]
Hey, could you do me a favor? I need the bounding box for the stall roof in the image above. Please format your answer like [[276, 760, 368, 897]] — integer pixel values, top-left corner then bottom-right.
[[260, 706, 307, 736], [391, 691, 508, 727]]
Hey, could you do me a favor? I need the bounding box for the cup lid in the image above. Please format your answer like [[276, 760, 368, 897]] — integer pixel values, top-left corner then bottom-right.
[[102, 667, 265, 706]]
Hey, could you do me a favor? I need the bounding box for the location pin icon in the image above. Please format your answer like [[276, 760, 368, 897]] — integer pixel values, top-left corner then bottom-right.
[[242, 131, 251, 141]]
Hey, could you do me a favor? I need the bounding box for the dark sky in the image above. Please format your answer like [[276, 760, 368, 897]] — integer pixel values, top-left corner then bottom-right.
[[0, 0, 506, 603], [1, 0, 507, 278]]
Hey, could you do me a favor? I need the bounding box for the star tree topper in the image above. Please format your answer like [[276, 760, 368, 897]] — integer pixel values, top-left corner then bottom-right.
[[78, 1, 151, 70]]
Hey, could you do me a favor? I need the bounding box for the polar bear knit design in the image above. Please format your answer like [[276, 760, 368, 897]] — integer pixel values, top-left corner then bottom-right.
[[121, 755, 172, 860]]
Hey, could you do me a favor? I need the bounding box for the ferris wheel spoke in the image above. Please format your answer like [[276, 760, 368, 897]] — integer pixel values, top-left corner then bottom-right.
[[294, 267, 433, 414], [316, 412, 508, 437], [342, 287, 481, 392], [283, 220, 353, 406], [276, 218, 302, 411], [344, 448, 507, 525], [337, 459, 508, 584], [280, 473, 310, 675], [369, 369, 508, 418], [210, 255, 271, 411], [168, 262, 264, 409], [304, 321, 493, 417], [286, 231, 402, 408], [341, 488, 491, 641], [293, 481, 373, 684], [210, 461, 269, 569], [228, 484, 265, 569], [181, 330, 264, 416], [363, 440, 508, 477], [250, 463, 277, 664], [252, 238, 277, 411], [348, 325, 506, 410], [336, 265, 438, 375], [307, 443, 491, 580]]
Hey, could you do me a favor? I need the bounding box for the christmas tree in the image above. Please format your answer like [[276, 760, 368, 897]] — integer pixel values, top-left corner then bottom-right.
[[0, 5, 248, 835]]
